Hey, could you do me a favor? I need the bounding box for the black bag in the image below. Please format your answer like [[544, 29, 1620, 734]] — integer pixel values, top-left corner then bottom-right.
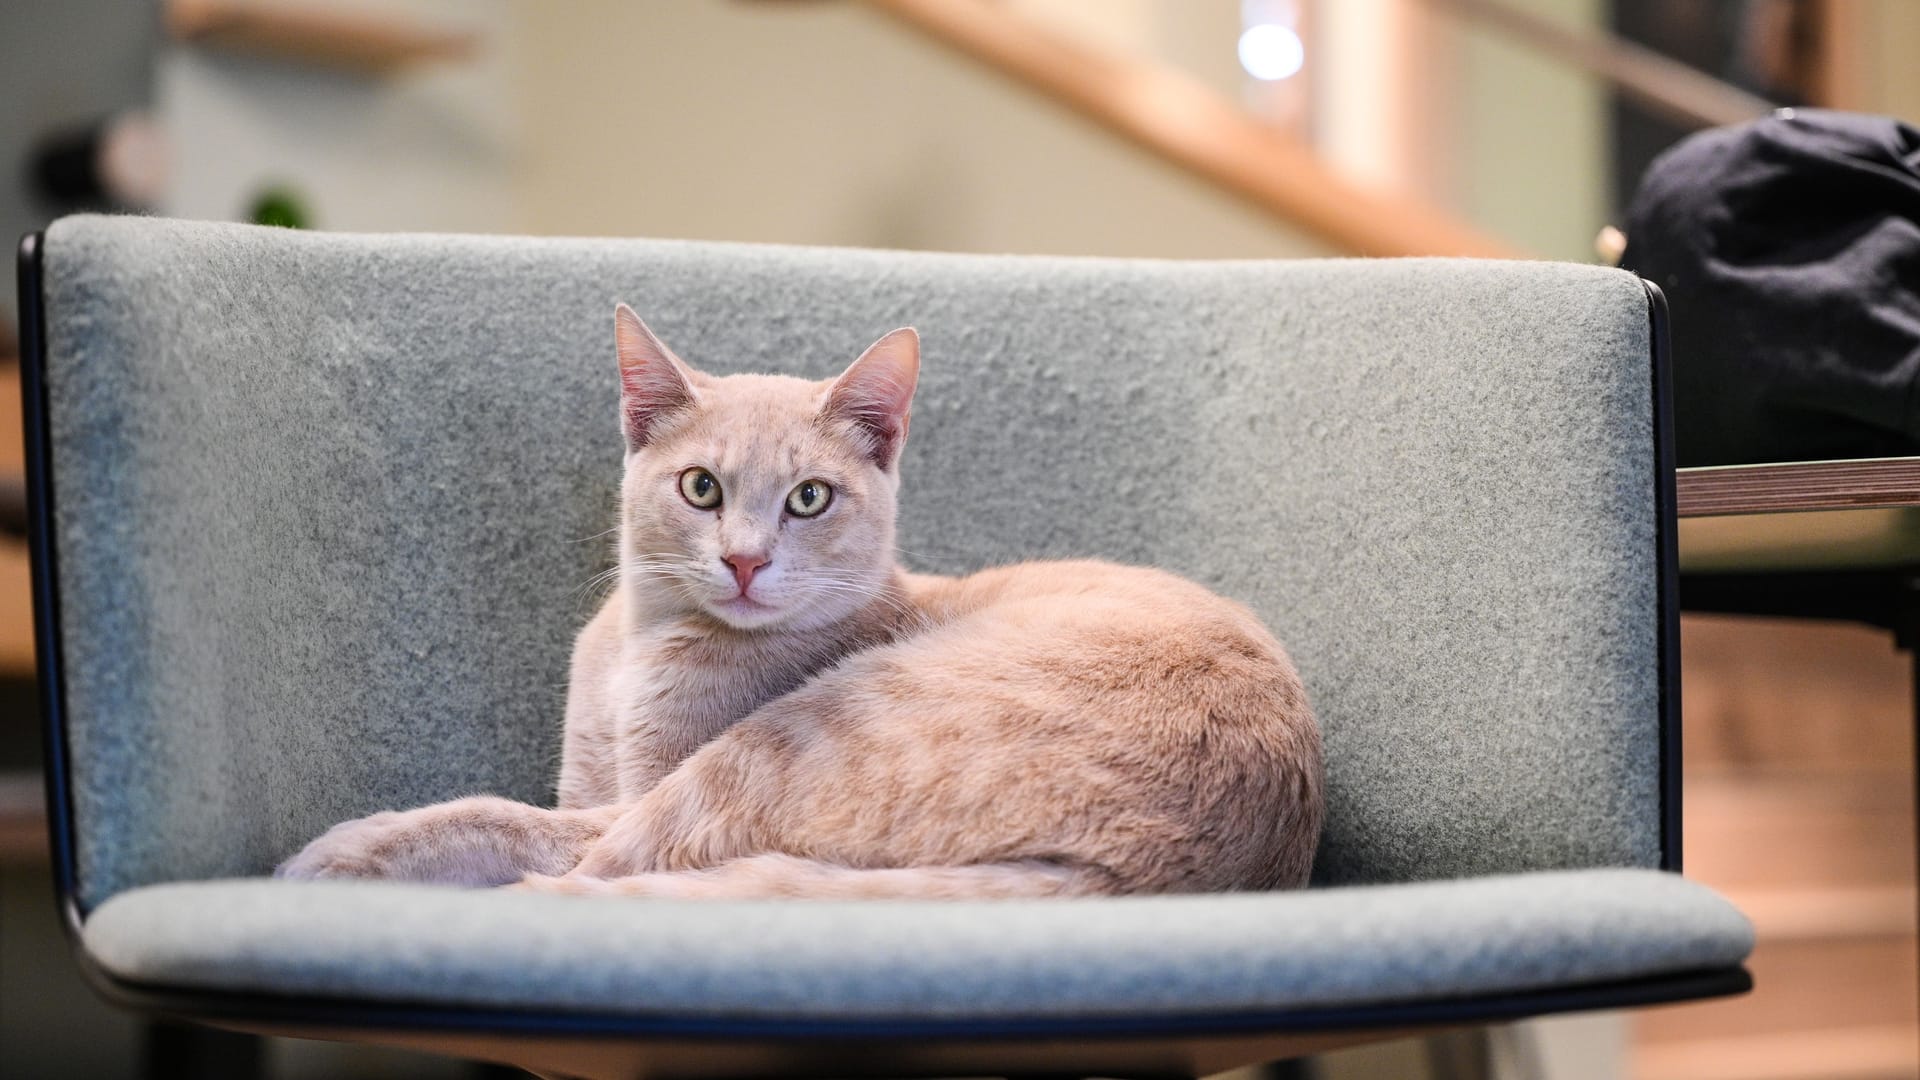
[[1621, 108, 1920, 466]]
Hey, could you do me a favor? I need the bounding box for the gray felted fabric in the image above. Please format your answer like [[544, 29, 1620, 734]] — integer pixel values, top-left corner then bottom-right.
[[84, 869, 1750, 1018], [43, 215, 1663, 913]]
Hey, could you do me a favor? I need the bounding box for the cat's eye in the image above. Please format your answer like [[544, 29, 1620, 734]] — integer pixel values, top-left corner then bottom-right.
[[786, 479, 833, 518], [679, 468, 722, 509]]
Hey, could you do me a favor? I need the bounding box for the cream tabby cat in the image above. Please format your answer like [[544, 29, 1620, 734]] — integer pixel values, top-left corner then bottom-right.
[[278, 306, 1324, 898]]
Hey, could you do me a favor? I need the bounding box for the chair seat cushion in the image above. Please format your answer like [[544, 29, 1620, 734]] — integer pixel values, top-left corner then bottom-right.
[[82, 868, 1751, 1023]]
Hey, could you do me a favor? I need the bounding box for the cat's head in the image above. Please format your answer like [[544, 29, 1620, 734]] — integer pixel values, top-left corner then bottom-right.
[[611, 303, 917, 632]]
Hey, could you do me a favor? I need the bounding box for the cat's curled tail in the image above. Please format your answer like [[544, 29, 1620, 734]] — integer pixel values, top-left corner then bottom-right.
[[516, 854, 1104, 899]]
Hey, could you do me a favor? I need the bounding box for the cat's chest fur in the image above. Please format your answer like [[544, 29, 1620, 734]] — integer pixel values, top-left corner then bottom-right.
[[604, 603, 909, 800], [611, 636, 793, 784]]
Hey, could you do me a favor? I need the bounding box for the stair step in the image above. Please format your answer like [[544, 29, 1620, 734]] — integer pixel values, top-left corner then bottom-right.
[[1636, 935, 1916, 1044], [1727, 884, 1916, 942], [1683, 771, 1914, 893], [1634, 1023, 1918, 1080]]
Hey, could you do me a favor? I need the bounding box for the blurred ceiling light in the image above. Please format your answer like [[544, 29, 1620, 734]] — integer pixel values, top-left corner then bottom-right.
[[1239, 22, 1305, 81]]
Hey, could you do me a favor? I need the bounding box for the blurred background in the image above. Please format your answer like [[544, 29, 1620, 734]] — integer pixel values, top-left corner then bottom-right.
[[2, 2, 1917, 1078]]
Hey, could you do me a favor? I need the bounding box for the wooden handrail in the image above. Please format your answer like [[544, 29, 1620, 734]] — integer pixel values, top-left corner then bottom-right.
[[861, 0, 1520, 259]]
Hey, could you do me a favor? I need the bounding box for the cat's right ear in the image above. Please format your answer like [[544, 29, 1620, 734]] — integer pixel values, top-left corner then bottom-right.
[[614, 303, 699, 451]]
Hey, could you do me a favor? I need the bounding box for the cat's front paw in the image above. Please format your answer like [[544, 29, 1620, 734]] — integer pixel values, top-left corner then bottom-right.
[[275, 811, 412, 881], [510, 872, 589, 895]]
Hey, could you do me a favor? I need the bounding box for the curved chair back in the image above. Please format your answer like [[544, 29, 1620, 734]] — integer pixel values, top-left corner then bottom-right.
[[23, 216, 1675, 912]]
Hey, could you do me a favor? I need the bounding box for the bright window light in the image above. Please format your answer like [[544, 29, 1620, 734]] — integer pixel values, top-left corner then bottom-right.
[[1238, 22, 1304, 81]]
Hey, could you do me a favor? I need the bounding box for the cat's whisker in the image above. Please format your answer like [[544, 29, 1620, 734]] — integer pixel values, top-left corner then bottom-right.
[[801, 578, 929, 626], [571, 566, 626, 602], [572, 552, 717, 606]]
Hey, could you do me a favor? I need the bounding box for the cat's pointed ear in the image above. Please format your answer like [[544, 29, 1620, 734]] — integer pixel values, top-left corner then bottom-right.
[[824, 327, 919, 470], [614, 303, 698, 451]]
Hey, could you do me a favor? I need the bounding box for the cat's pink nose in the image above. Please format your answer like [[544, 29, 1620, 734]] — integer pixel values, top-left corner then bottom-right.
[[725, 553, 769, 594]]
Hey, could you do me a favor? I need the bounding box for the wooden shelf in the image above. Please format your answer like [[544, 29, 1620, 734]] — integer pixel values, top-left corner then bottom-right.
[[1677, 457, 1920, 518], [165, 0, 477, 76], [1676, 458, 1920, 573]]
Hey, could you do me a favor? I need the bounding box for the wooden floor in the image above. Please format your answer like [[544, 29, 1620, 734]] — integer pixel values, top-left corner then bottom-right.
[[1632, 615, 1919, 1080]]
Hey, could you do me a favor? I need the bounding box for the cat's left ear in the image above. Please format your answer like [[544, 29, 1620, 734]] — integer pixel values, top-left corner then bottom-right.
[[825, 328, 919, 471]]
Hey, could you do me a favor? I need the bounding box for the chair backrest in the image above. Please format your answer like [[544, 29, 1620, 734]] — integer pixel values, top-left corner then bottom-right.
[[26, 216, 1674, 912]]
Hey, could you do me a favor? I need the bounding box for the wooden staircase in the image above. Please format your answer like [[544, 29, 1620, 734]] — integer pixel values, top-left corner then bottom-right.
[[1634, 617, 1919, 1080]]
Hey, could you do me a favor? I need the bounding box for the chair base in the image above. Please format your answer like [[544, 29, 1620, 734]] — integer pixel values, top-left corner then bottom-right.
[[102, 966, 1750, 1080], [219, 1020, 1429, 1079]]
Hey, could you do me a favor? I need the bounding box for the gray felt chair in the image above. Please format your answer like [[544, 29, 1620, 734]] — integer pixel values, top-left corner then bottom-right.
[[18, 215, 1752, 1079]]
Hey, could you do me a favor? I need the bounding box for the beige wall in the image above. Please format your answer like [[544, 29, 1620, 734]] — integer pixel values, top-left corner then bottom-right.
[[1863, 1, 1920, 123], [153, 0, 1699, 268], [157, 0, 1612, 264], [508, 1, 1332, 259], [1310, 0, 1609, 263], [1455, 0, 1609, 263]]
